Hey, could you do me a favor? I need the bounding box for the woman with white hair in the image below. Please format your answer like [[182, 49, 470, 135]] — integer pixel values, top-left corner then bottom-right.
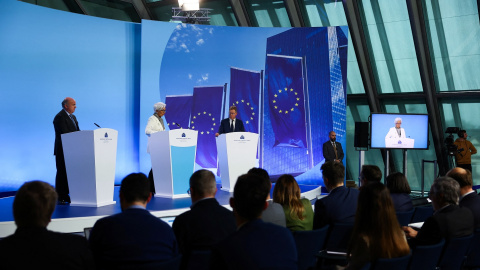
[[385, 117, 406, 140], [145, 102, 166, 194]]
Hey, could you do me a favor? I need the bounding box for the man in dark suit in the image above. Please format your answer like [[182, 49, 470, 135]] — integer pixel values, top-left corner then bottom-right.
[[314, 161, 359, 229], [323, 131, 344, 163], [89, 173, 178, 269], [215, 105, 245, 137], [211, 174, 297, 270], [172, 169, 236, 268], [0, 181, 94, 269], [53, 97, 79, 204], [403, 176, 474, 247], [447, 167, 480, 228]]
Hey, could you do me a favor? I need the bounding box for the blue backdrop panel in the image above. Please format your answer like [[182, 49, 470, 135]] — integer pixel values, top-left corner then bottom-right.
[[171, 146, 196, 196]]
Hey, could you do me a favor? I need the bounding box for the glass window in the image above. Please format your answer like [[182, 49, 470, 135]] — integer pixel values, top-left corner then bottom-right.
[[360, 0, 422, 93], [244, 0, 291, 27], [20, 0, 84, 14], [423, 0, 480, 91], [79, 0, 141, 22]]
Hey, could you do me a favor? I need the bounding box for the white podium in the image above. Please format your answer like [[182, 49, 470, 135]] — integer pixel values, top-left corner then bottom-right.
[[216, 132, 259, 192], [61, 128, 117, 207], [385, 137, 415, 148], [149, 129, 198, 198]]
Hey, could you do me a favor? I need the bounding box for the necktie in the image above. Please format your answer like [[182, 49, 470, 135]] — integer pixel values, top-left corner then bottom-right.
[[230, 120, 234, 132], [159, 117, 165, 130], [69, 114, 77, 131], [333, 142, 338, 159]]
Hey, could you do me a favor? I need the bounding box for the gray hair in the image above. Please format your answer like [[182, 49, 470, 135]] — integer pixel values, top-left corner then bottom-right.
[[153, 102, 166, 112], [394, 117, 402, 124], [189, 169, 216, 197], [430, 176, 460, 205]]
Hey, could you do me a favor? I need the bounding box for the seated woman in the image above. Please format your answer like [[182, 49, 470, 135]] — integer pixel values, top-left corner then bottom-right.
[[347, 182, 410, 269], [272, 174, 313, 231], [386, 172, 413, 212]]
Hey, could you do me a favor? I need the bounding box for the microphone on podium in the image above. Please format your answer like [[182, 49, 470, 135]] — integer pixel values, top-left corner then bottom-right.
[[94, 123, 101, 128], [175, 122, 181, 128]]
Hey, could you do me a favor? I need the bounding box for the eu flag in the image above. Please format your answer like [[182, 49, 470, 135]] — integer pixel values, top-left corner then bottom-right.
[[165, 95, 193, 130], [190, 86, 224, 168], [266, 54, 307, 148], [229, 67, 261, 134]]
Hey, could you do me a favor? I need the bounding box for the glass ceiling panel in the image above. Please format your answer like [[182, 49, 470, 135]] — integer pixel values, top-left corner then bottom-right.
[[79, 0, 141, 23], [244, 0, 291, 27]]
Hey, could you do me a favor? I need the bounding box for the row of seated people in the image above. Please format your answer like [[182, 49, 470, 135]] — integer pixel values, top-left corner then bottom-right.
[[0, 163, 478, 269]]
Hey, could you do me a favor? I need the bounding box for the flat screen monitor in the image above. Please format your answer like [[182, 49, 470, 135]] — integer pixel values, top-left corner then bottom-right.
[[370, 113, 429, 149]]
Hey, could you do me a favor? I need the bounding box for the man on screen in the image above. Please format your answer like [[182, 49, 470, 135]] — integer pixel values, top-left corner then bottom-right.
[[385, 117, 407, 140], [215, 106, 245, 137]]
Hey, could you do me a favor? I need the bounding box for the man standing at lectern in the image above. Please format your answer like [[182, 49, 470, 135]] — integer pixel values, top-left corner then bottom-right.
[[53, 97, 79, 205], [215, 106, 245, 137], [323, 131, 344, 163]]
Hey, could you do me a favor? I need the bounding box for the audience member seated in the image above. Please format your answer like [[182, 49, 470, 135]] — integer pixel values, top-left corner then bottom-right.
[[447, 167, 480, 229], [403, 176, 474, 247], [211, 174, 298, 270], [89, 173, 178, 269], [172, 169, 236, 268], [386, 172, 413, 212], [0, 181, 94, 269], [314, 161, 359, 229], [359, 165, 382, 187], [273, 174, 314, 232], [347, 182, 410, 269], [248, 167, 286, 227]]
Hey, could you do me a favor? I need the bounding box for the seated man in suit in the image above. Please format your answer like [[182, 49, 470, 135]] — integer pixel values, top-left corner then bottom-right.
[[359, 164, 382, 187], [248, 167, 286, 227], [403, 176, 474, 247], [211, 174, 297, 270], [89, 173, 178, 268], [215, 105, 245, 137], [447, 167, 480, 228], [314, 161, 359, 229], [172, 169, 236, 268], [0, 181, 94, 269], [323, 131, 344, 163]]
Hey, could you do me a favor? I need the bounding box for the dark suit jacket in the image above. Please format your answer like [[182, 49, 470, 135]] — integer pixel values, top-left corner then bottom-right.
[[0, 227, 94, 270], [172, 198, 236, 256], [217, 118, 245, 135], [89, 208, 178, 269], [411, 204, 474, 247], [390, 193, 414, 212], [460, 192, 480, 229], [211, 219, 297, 270], [313, 186, 359, 229], [323, 140, 344, 163], [53, 109, 79, 155]]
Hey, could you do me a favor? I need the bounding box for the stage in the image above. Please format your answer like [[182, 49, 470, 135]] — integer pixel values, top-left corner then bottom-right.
[[0, 184, 321, 238]]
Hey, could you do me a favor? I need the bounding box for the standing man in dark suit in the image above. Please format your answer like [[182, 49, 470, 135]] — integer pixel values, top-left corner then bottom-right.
[[172, 169, 236, 269], [0, 181, 94, 269], [447, 167, 480, 228], [215, 106, 245, 137], [323, 131, 344, 163], [89, 173, 178, 269], [314, 161, 359, 229], [53, 97, 79, 204]]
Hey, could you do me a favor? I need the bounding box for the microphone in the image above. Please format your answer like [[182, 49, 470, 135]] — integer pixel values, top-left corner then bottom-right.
[[94, 123, 101, 128], [175, 122, 181, 128]]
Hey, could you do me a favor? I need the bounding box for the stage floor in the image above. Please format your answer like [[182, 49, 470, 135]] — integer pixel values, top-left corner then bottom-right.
[[0, 184, 321, 238]]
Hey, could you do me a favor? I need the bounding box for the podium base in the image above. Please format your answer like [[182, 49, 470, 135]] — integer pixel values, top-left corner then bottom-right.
[[154, 193, 190, 199], [221, 187, 233, 193], [70, 200, 116, 207]]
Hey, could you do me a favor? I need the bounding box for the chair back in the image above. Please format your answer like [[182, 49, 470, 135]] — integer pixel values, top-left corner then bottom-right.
[[437, 234, 474, 269], [293, 225, 329, 270], [185, 250, 211, 270], [371, 252, 411, 270], [408, 238, 445, 270], [410, 206, 434, 223], [463, 228, 480, 268], [396, 209, 415, 226], [324, 222, 354, 251], [116, 255, 182, 270]]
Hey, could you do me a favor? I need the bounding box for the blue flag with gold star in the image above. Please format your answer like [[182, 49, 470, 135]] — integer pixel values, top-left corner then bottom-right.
[[191, 86, 223, 168], [266, 54, 307, 148], [165, 95, 193, 130], [229, 67, 261, 134]]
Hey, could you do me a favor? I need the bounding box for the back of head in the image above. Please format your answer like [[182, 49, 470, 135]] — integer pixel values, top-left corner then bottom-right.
[[13, 181, 57, 228], [248, 167, 271, 191], [321, 161, 345, 188], [386, 172, 411, 194], [350, 182, 409, 259], [361, 165, 382, 183], [447, 167, 472, 188], [233, 174, 270, 221], [430, 176, 460, 205], [189, 169, 217, 198], [272, 174, 305, 220], [120, 173, 150, 204]]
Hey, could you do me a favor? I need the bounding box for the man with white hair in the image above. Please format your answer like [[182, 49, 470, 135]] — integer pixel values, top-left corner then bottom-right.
[[145, 102, 167, 193], [385, 117, 406, 139]]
